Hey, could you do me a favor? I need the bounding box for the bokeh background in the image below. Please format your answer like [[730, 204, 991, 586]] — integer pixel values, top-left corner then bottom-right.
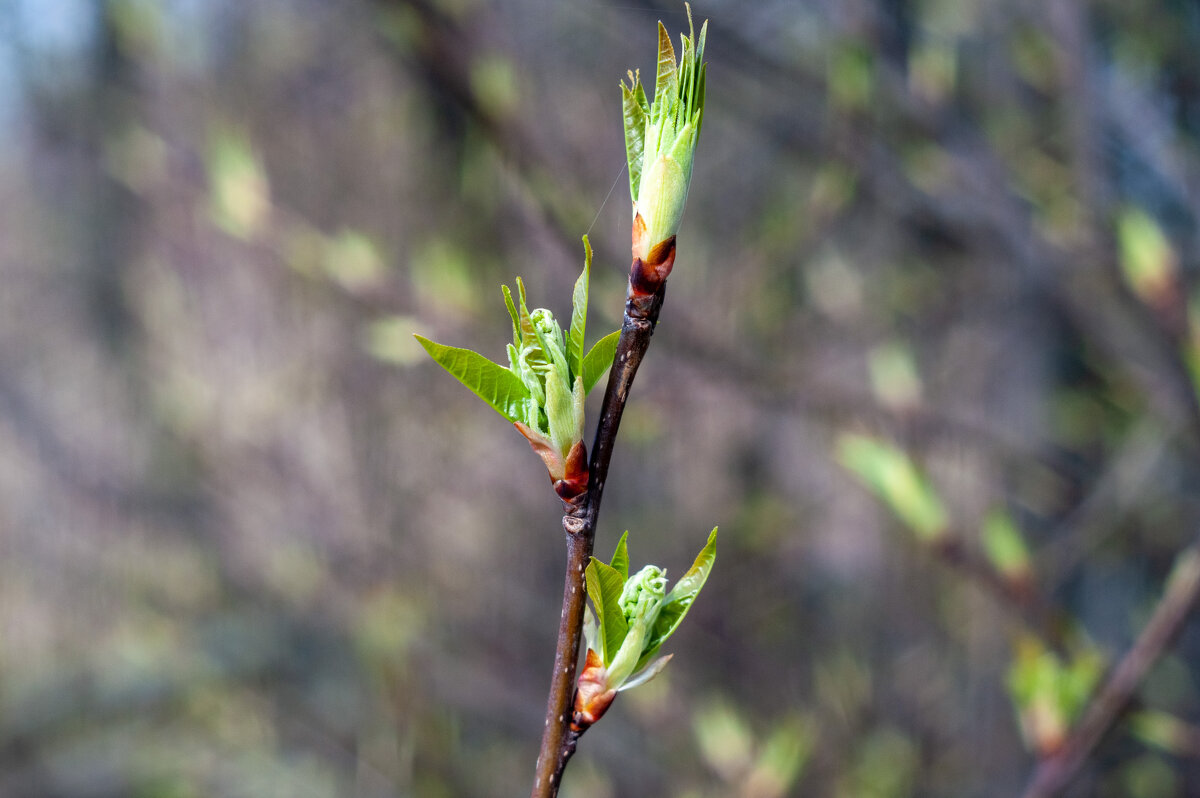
[[3, 0, 1200, 796]]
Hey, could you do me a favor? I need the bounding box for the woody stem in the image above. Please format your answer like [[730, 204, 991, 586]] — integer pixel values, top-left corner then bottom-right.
[[530, 280, 667, 798]]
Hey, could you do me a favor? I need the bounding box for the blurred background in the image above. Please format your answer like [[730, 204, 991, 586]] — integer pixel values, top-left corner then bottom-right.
[[3, 0, 1200, 795]]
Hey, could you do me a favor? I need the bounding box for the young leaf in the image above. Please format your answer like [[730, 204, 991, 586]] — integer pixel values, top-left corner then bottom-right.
[[585, 557, 629, 664], [653, 22, 678, 126], [582, 601, 599, 658], [582, 329, 621, 394], [606, 606, 654, 686], [622, 77, 649, 202], [502, 284, 521, 347], [569, 238, 591, 378], [610, 531, 630, 581], [636, 527, 717, 672], [414, 335, 531, 423], [617, 653, 673, 692], [544, 366, 578, 455], [529, 312, 562, 377], [515, 277, 535, 340]]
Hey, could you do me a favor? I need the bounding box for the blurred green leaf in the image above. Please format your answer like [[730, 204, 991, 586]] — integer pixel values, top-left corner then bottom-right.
[[1128, 710, 1200, 757], [412, 239, 483, 316], [1121, 754, 1180, 798], [1118, 208, 1177, 308], [745, 715, 815, 798], [829, 42, 873, 111], [469, 53, 518, 118], [323, 230, 387, 292], [208, 128, 269, 240], [981, 510, 1033, 583], [1007, 635, 1105, 753], [413, 336, 531, 423], [843, 726, 918, 798], [867, 341, 922, 411], [693, 697, 755, 781], [836, 434, 949, 542], [365, 316, 426, 365]]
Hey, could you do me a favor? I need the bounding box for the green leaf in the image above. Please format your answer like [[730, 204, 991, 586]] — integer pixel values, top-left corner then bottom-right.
[[515, 277, 535, 340], [544, 366, 577, 454], [617, 653, 673, 692], [502, 284, 520, 347], [610, 531, 629, 581], [586, 557, 629, 665], [569, 238, 591, 378], [582, 600, 599, 657], [414, 335, 531, 423], [690, 19, 708, 130], [653, 22, 678, 126], [582, 329, 621, 394], [529, 311, 561, 375], [636, 527, 717, 672], [607, 607, 653, 686], [622, 78, 649, 202]]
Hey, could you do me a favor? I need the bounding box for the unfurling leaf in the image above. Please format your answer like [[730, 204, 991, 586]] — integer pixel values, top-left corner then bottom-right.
[[413, 335, 531, 423], [586, 557, 630, 665], [624, 5, 707, 268], [580, 527, 717, 705], [652, 23, 678, 126], [569, 237, 591, 378], [583, 329, 621, 394], [637, 526, 718, 672], [622, 76, 649, 202], [610, 531, 630, 581]]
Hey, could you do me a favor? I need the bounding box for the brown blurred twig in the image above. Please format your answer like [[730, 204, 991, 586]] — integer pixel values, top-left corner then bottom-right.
[[1019, 544, 1200, 798]]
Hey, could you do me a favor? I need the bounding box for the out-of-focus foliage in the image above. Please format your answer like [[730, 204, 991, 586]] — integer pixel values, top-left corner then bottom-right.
[[836, 432, 948, 542], [981, 509, 1034, 585], [3, 0, 1200, 796], [1008, 635, 1106, 756]]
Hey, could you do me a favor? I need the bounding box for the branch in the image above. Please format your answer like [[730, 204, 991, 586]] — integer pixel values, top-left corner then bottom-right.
[[1020, 543, 1200, 798], [930, 535, 1063, 646], [530, 282, 666, 798]]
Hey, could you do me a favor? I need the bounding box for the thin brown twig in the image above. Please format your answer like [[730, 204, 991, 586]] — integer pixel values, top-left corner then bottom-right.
[[930, 536, 1064, 647], [1019, 543, 1200, 798], [530, 283, 666, 798]]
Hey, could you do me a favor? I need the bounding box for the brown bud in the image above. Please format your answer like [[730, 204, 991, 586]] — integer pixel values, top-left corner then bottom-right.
[[572, 649, 617, 732], [629, 235, 677, 297], [554, 440, 589, 502]]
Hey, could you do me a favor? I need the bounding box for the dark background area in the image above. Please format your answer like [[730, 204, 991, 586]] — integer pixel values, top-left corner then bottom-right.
[[2, 0, 1200, 795]]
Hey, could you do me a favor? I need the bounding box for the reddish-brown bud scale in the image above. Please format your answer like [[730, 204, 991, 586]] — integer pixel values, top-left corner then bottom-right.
[[630, 236, 677, 297], [515, 422, 558, 469], [554, 441, 589, 502], [571, 649, 616, 733]]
